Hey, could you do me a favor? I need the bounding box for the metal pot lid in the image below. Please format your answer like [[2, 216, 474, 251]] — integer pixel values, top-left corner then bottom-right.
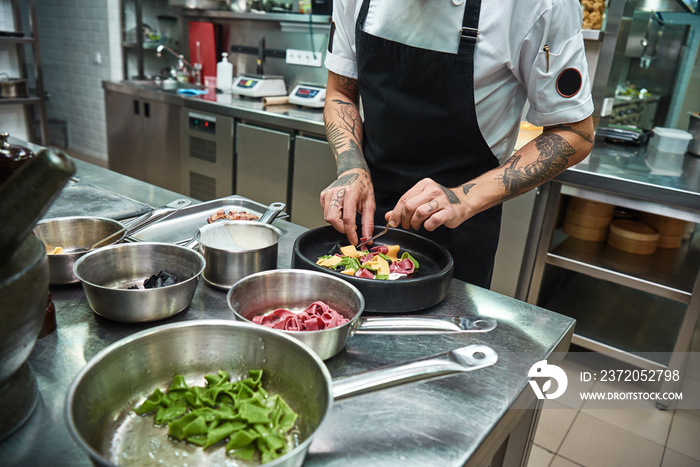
[[1, 132, 34, 159]]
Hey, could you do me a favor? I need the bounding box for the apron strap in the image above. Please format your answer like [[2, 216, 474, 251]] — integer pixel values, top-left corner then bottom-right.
[[357, 0, 371, 29], [458, 0, 482, 56]]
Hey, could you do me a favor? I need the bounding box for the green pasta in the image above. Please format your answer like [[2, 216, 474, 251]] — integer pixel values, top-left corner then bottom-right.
[[133, 369, 298, 464]]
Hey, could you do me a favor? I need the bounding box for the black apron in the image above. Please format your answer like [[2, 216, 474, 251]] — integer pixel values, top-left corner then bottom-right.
[[355, 0, 502, 288]]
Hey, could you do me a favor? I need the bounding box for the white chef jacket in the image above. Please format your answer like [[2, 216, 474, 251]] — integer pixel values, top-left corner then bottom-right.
[[325, 0, 595, 163]]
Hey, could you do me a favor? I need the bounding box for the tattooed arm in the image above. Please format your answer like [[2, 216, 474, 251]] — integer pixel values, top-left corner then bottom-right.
[[320, 70, 378, 246], [385, 116, 594, 231]]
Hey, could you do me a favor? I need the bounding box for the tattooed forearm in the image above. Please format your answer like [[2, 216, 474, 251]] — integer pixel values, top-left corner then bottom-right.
[[335, 140, 369, 175], [330, 99, 362, 141], [326, 172, 359, 190], [337, 75, 358, 94], [439, 184, 460, 204], [325, 121, 347, 153], [325, 92, 367, 176], [461, 183, 476, 196], [546, 124, 593, 144], [501, 133, 574, 197]]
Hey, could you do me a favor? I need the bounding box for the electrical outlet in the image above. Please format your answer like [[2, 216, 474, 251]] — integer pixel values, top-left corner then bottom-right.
[[285, 49, 323, 67]]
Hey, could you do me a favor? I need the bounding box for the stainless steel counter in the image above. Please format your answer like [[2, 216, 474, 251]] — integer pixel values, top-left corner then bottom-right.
[[0, 157, 575, 466], [102, 80, 326, 136]]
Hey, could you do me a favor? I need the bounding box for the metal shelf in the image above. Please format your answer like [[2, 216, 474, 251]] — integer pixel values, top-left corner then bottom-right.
[[545, 229, 699, 304], [180, 9, 331, 24], [121, 0, 180, 80], [0, 96, 41, 105], [0, 35, 33, 44], [542, 271, 687, 370], [2, 0, 48, 145], [122, 41, 169, 50]]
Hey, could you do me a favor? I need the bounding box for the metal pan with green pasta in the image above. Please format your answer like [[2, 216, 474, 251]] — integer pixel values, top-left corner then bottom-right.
[[133, 369, 299, 464]]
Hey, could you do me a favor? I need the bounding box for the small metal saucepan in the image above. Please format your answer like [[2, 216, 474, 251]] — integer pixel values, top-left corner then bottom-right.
[[228, 269, 497, 360], [184, 201, 285, 289], [0, 73, 28, 98], [34, 199, 191, 284], [72, 242, 205, 322], [65, 320, 498, 467]]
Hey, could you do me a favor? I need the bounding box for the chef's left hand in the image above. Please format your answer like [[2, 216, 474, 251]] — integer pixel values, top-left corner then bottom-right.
[[385, 178, 467, 232]]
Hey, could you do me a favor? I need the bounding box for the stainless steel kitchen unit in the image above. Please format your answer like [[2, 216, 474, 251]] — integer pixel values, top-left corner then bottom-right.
[[104, 84, 183, 194], [182, 109, 234, 201], [290, 135, 336, 228], [235, 122, 291, 208]]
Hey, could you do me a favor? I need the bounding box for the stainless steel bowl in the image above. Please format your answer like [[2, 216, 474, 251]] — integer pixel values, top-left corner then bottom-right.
[[33, 216, 126, 284], [227, 269, 365, 360], [73, 242, 205, 322]]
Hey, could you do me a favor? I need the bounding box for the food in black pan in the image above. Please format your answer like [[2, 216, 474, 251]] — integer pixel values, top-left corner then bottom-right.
[[316, 243, 419, 280], [133, 369, 299, 463]]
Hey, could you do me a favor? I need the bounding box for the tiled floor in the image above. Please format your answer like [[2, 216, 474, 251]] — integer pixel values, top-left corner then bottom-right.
[[528, 342, 700, 467]]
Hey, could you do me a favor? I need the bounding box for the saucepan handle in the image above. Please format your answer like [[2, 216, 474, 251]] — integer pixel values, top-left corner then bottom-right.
[[123, 198, 191, 236], [259, 201, 286, 225], [354, 316, 497, 334], [331, 344, 497, 401]]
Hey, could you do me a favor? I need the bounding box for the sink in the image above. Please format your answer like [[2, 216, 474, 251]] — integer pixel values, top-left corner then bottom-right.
[[125, 79, 204, 94]]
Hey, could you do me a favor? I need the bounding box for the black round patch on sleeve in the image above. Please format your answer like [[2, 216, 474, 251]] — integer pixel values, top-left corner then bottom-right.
[[556, 68, 582, 98]]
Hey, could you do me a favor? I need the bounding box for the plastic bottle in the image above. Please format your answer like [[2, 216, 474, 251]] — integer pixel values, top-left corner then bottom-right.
[[216, 52, 233, 93]]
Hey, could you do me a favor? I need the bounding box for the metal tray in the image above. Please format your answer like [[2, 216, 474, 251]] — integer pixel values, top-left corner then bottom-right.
[[129, 196, 288, 244]]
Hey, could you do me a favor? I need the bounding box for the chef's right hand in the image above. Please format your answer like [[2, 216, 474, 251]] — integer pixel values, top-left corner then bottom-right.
[[320, 169, 375, 246]]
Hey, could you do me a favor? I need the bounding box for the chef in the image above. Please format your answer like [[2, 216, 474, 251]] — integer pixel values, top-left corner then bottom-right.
[[320, 0, 595, 287]]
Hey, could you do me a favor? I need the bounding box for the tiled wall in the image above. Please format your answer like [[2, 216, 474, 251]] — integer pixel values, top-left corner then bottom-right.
[[33, 0, 116, 161]]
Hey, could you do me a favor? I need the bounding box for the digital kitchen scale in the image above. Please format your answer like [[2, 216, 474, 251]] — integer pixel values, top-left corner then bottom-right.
[[232, 74, 287, 98], [288, 83, 326, 108]]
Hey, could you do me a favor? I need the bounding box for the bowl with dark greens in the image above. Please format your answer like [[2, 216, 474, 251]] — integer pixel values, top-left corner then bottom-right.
[[72, 242, 205, 322]]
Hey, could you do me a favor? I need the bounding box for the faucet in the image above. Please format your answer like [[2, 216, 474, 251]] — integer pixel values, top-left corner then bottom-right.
[[156, 45, 201, 85]]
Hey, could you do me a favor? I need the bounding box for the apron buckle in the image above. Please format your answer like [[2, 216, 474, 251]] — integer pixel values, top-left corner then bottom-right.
[[459, 27, 479, 44]]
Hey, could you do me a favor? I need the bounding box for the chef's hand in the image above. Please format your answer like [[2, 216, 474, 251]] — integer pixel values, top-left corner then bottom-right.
[[321, 168, 376, 246], [385, 178, 468, 232]]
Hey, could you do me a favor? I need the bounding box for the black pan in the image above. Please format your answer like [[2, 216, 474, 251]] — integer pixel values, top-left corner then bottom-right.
[[292, 226, 454, 313]]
